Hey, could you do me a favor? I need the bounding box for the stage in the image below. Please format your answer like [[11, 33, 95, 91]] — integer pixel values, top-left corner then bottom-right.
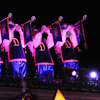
[[0, 6, 100, 100], [0, 87, 100, 100]]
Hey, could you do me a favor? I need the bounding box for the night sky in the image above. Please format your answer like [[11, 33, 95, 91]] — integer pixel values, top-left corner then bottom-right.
[[0, 2, 100, 69]]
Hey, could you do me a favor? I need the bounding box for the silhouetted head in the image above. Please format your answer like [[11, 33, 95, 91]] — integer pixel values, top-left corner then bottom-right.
[[14, 30, 20, 38], [42, 32, 48, 41]]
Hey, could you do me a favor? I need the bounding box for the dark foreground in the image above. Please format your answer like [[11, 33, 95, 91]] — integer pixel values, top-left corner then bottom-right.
[[0, 87, 100, 100]]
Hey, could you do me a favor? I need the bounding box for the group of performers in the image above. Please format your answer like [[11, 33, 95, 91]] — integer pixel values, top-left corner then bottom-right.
[[0, 14, 87, 81]]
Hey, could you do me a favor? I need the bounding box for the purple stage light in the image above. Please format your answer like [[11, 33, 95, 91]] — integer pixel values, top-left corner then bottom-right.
[[90, 71, 97, 79]]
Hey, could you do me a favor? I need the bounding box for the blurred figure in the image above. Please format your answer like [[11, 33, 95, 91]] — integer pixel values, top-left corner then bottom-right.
[[2, 21, 27, 78], [55, 23, 79, 80], [25, 26, 40, 77], [0, 44, 3, 78]]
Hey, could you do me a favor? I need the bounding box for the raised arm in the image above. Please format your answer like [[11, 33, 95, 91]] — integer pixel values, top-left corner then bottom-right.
[[15, 24, 25, 48]]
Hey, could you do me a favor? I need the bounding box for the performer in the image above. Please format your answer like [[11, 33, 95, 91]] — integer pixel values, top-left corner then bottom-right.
[[0, 18, 10, 78], [0, 45, 6, 78], [24, 26, 39, 77], [55, 23, 79, 79], [33, 25, 54, 82], [0, 33, 3, 77], [2, 21, 27, 78]]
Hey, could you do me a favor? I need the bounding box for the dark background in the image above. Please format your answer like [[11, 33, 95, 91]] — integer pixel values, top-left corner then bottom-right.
[[0, 2, 100, 70]]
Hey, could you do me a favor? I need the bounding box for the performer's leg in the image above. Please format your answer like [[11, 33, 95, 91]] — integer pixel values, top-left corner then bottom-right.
[[47, 65, 54, 81], [37, 65, 53, 81], [70, 62, 79, 75], [11, 61, 19, 78], [37, 65, 45, 80], [64, 62, 79, 80], [19, 61, 27, 78], [0, 64, 1, 77], [57, 54, 64, 79]]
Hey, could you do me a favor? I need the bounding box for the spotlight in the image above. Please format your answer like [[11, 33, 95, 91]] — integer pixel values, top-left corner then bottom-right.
[[90, 72, 97, 78], [90, 71, 98, 79], [72, 70, 77, 77]]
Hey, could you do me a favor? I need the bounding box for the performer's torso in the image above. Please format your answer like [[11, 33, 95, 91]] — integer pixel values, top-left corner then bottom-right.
[[8, 37, 26, 61], [61, 37, 78, 62], [35, 40, 54, 65]]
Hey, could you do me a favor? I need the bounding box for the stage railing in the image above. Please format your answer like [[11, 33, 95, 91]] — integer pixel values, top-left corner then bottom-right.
[[0, 76, 100, 93]]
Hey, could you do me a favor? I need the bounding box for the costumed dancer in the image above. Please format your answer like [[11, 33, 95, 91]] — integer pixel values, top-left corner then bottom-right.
[[55, 23, 79, 79], [22, 16, 37, 78], [26, 26, 40, 78], [33, 25, 54, 82], [2, 21, 27, 78]]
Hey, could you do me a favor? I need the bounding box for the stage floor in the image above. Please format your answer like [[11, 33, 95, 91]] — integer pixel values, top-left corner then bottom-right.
[[0, 87, 100, 100]]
